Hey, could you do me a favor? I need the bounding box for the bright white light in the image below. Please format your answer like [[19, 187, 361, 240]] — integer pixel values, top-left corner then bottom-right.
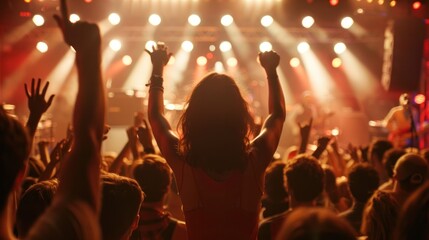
[[297, 42, 310, 53], [301, 16, 315, 28], [32, 14, 45, 26], [168, 56, 175, 65], [332, 57, 342, 68], [290, 57, 300, 68], [145, 41, 156, 50], [125, 90, 134, 96], [219, 41, 232, 52], [188, 14, 201, 26], [108, 13, 121, 25], [221, 15, 234, 26], [214, 61, 225, 72], [334, 42, 347, 54], [109, 39, 122, 52], [341, 17, 354, 29], [122, 55, 132, 65], [227, 57, 238, 67], [181, 41, 194, 52], [259, 41, 273, 52], [36, 41, 48, 53], [209, 45, 216, 52], [261, 15, 273, 27], [196, 56, 207, 66], [148, 14, 161, 26], [69, 14, 80, 23]]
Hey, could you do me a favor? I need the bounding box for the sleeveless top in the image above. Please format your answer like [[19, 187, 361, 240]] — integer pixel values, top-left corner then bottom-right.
[[177, 158, 263, 240]]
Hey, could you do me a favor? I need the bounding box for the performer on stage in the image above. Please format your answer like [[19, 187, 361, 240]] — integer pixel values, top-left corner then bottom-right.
[[383, 93, 419, 148]]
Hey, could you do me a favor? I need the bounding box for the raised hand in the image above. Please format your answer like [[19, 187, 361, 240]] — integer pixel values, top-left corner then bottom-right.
[[53, 0, 100, 52], [25, 78, 55, 117], [145, 43, 172, 75], [258, 51, 280, 72], [298, 119, 313, 154], [137, 119, 155, 154]]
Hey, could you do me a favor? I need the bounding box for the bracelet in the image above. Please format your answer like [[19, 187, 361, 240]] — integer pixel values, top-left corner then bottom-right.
[[145, 75, 163, 87]]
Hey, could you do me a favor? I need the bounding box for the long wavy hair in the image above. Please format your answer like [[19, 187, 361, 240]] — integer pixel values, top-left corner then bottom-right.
[[178, 73, 255, 174]]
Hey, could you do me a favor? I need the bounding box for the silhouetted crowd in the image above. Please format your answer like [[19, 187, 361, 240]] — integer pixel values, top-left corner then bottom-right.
[[1, 1, 428, 240]]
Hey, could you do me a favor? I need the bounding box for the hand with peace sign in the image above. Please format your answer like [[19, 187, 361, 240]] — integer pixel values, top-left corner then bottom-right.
[[53, 0, 101, 53]]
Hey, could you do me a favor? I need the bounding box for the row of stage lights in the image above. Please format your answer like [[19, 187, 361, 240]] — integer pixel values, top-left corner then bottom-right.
[[31, 12, 355, 29], [35, 39, 349, 69]]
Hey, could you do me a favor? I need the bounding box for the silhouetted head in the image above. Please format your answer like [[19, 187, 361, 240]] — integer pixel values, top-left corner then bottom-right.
[[133, 154, 172, 203], [16, 179, 59, 238], [348, 163, 380, 203], [393, 153, 428, 193], [178, 72, 255, 173], [100, 173, 143, 240], [368, 139, 393, 165], [278, 207, 356, 240], [0, 107, 30, 212], [383, 148, 406, 179], [285, 155, 324, 203]]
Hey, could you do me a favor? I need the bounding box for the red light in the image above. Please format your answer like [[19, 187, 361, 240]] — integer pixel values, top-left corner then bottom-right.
[[330, 0, 339, 6], [19, 11, 31, 17], [84, 0, 92, 3], [414, 94, 426, 105], [206, 52, 214, 59], [413, 1, 422, 10]]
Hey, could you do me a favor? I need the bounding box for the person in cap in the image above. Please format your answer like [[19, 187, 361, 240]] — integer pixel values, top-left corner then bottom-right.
[[391, 153, 428, 206]]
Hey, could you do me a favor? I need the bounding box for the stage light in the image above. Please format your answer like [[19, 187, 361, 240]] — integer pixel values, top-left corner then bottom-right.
[[219, 41, 232, 52], [330, 0, 339, 6], [122, 55, 132, 66], [36, 41, 48, 53], [334, 42, 347, 54], [378, 0, 384, 5], [413, 1, 422, 10], [259, 41, 272, 52], [32, 14, 45, 26], [188, 14, 201, 26], [414, 94, 425, 104], [332, 57, 342, 68], [221, 15, 233, 26], [109, 39, 122, 52], [357, 8, 364, 14], [108, 13, 121, 25], [214, 61, 224, 72], [145, 40, 156, 50], [227, 57, 238, 67], [261, 15, 273, 27], [297, 42, 310, 53], [290, 58, 300, 68], [24, 0, 31, 3], [341, 17, 354, 29], [69, 14, 80, 23], [148, 14, 161, 26], [302, 16, 315, 28], [209, 45, 216, 51], [196, 56, 207, 66], [84, 0, 92, 3], [390, 1, 396, 7], [181, 41, 194, 52]]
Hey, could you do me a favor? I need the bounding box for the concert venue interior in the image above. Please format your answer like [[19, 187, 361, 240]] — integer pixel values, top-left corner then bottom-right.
[[1, 0, 428, 153]]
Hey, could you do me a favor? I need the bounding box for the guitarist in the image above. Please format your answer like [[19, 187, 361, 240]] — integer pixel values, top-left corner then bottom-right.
[[384, 93, 420, 148]]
